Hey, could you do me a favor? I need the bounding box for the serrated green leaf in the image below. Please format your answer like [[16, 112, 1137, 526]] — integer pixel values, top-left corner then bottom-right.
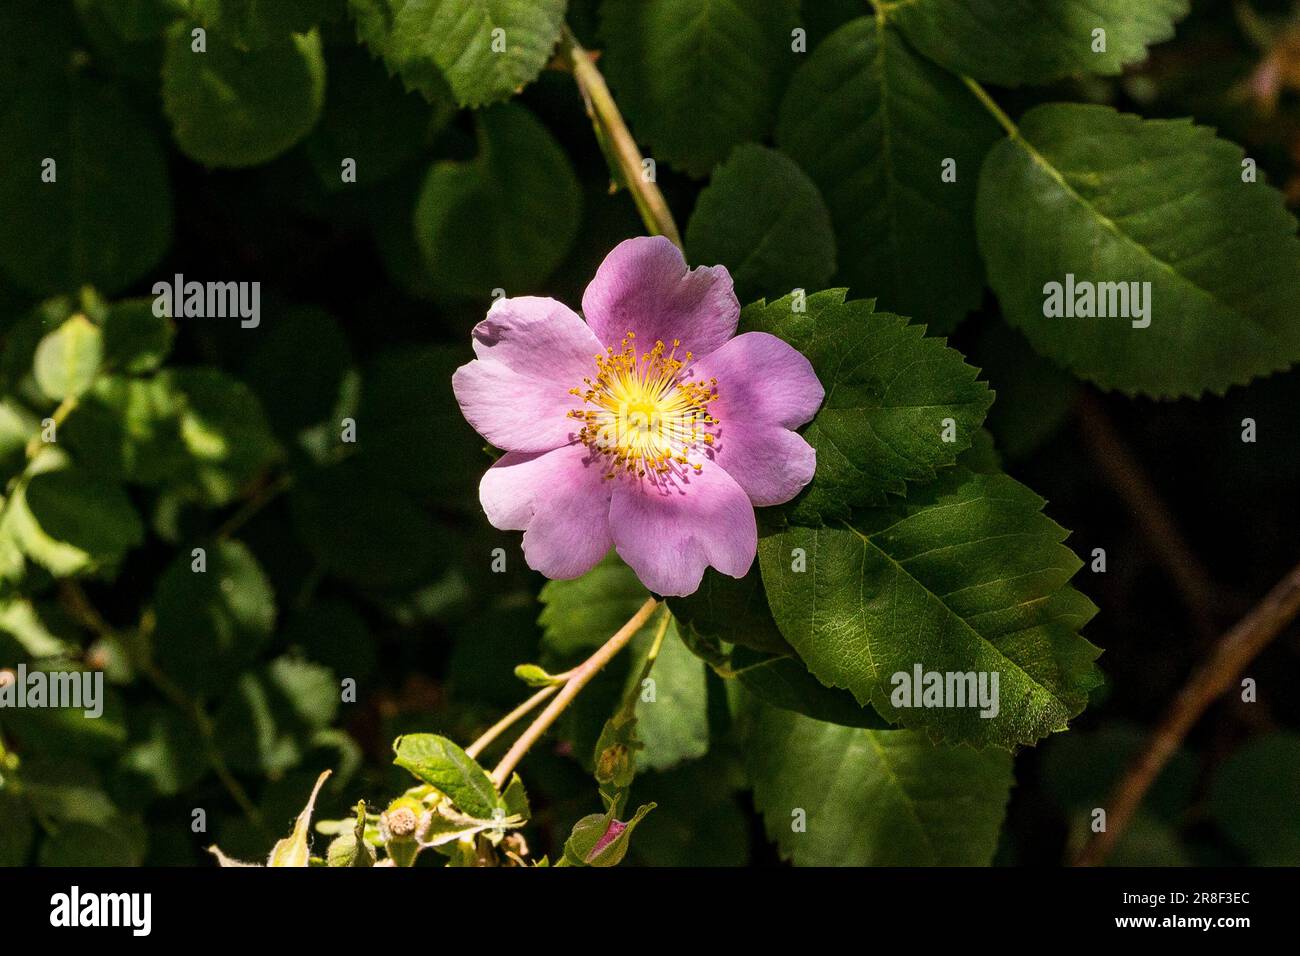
[[349, 0, 565, 107], [118, 704, 208, 797], [977, 103, 1300, 397], [739, 290, 993, 523], [776, 17, 999, 334], [33, 314, 102, 401], [599, 0, 799, 177], [731, 645, 892, 730], [739, 695, 1012, 865], [162, 23, 326, 168], [759, 467, 1101, 749], [685, 144, 835, 303], [885, 0, 1188, 87], [0, 76, 171, 296], [393, 733, 500, 819], [153, 540, 276, 695], [414, 103, 580, 299]]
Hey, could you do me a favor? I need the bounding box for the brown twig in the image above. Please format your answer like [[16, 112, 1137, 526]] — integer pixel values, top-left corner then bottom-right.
[[556, 26, 683, 250], [1075, 558, 1300, 865], [490, 596, 661, 788], [1075, 391, 1220, 639]]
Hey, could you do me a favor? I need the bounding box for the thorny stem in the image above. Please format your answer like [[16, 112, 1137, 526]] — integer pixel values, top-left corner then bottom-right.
[[57, 580, 269, 835], [1075, 558, 1300, 866], [490, 596, 661, 788], [556, 26, 683, 250]]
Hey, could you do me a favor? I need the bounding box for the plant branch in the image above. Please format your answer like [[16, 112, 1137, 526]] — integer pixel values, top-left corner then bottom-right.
[[556, 25, 683, 250], [490, 596, 661, 788], [1076, 391, 1220, 638], [1075, 558, 1300, 866], [57, 580, 268, 834], [464, 684, 560, 760]]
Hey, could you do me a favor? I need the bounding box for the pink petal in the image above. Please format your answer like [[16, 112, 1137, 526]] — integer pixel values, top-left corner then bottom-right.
[[686, 331, 824, 506], [452, 297, 602, 453], [705, 426, 817, 507], [480, 444, 614, 580], [581, 236, 739, 359], [688, 331, 824, 430], [609, 466, 757, 597]]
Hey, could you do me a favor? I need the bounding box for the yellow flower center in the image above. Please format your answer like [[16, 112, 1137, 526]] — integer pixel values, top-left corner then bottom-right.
[[568, 332, 718, 480]]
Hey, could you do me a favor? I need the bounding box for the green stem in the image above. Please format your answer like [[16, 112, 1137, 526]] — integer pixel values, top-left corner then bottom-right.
[[961, 75, 1020, 139], [557, 26, 683, 249]]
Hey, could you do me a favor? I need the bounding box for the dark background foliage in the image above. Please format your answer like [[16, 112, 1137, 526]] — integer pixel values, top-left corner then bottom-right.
[[0, 0, 1297, 867]]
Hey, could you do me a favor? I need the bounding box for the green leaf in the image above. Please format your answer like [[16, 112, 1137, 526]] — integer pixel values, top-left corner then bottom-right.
[[356, 347, 482, 498], [214, 656, 339, 775], [153, 540, 276, 696], [12, 468, 144, 576], [0, 76, 172, 296], [685, 144, 835, 303], [392, 733, 500, 819], [776, 17, 1000, 334], [102, 298, 174, 374], [977, 104, 1300, 397], [162, 23, 326, 168], [599, 0, 799, 177], [668, 566, 791, 656], [538, 552, 650, 656], [60, 376, 190, 485], [267, 770, 332, 866], [739, 290, 993, 523], [33, 313, 102, 401], [759, 467, 1101, 748], [118, 705, 208, 797], [348, 0, 565, 107], [0, 599, 71, 658], [625, 619, 709, 772], [886, 0, 1188, 87], [304, 44, 441, 192], [563, 802, 655, 866], [79, 0, 186, 42], [290, 458, 450, 592], [164, 367, 282, 505], [414, 103, 581, 299], [739, 695, 1013, 865], [243, 306, 352, 437], [188, 0, 338, 50], [1209, 732, 1300, 865], [731, 645, 892, 730]]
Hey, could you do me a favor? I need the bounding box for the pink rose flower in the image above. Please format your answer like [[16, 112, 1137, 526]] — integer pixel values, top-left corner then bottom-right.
[[453, 236, 824, 597]]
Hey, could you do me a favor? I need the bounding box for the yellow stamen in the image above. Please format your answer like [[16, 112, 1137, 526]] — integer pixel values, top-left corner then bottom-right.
[[566, 332, 718, 481]]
